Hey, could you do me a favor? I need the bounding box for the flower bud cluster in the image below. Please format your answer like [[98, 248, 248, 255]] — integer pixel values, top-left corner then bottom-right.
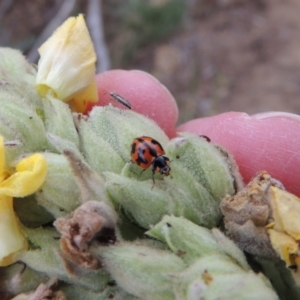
[[0, 13, 288, 300], [99, 216, 278, 300], [0, 46, 257, 298]]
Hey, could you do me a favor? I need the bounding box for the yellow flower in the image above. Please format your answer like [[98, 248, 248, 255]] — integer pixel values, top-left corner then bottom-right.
[[36, 14, 98, 112], [269, 186, 300, 240], [267, 229, 298, 267], [267, 186, 300, 283], [0, 136, 47, 266]]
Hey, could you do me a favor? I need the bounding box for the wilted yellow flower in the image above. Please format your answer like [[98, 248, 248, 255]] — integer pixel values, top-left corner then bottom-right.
[[269, 186, 300, 240], [221, 171, 300, 285], [36, 14, 98, 112], [267, 229, 298, 267], [267, 187, 300, 269], [0, 136, 47, 266]]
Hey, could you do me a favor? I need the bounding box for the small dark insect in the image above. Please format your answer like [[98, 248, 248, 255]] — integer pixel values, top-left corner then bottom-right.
[[109, 92, 132, 109], [199, 135, 211, 142], [130, 136, 171, 187]]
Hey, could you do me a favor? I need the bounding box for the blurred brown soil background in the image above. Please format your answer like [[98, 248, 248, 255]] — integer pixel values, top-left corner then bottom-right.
[[1, 0, 300, 124]]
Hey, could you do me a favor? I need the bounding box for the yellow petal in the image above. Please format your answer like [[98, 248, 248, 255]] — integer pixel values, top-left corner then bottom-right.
[[268, 228, 298, 267], [68, 79, 98, 113], [0, 196, 27, 266], [0, 153, 47, 197], [36, 14, 97, 104], [270, 186, 300, 240]]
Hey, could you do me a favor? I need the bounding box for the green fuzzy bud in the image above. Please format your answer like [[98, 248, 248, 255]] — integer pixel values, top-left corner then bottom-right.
[[105, 172, 220, 229], [167, 133, 243, 200], [0, 88, 48, 164], [147, 215, 228, 265], [74, 113, 125, 175], [211, 228, 250, 271], [75, 106, 169, 175], [20, 226, 110, 292], [0, 48, 43, 110], [35, 152, 81, 217], [42, 94, 80, 150], [87, 106, 169, 152], [0, 48, 37, 88], [106, 133, 242, 229], [0, 49, 49, 164], [99, 242, 186, 300], [147, 215, 249, 269], [46, 133, 81, 158], [174, 258, 278, 300]]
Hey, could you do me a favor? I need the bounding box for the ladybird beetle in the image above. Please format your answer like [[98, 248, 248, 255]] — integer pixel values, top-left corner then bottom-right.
[[130, 136, 171, 185]]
